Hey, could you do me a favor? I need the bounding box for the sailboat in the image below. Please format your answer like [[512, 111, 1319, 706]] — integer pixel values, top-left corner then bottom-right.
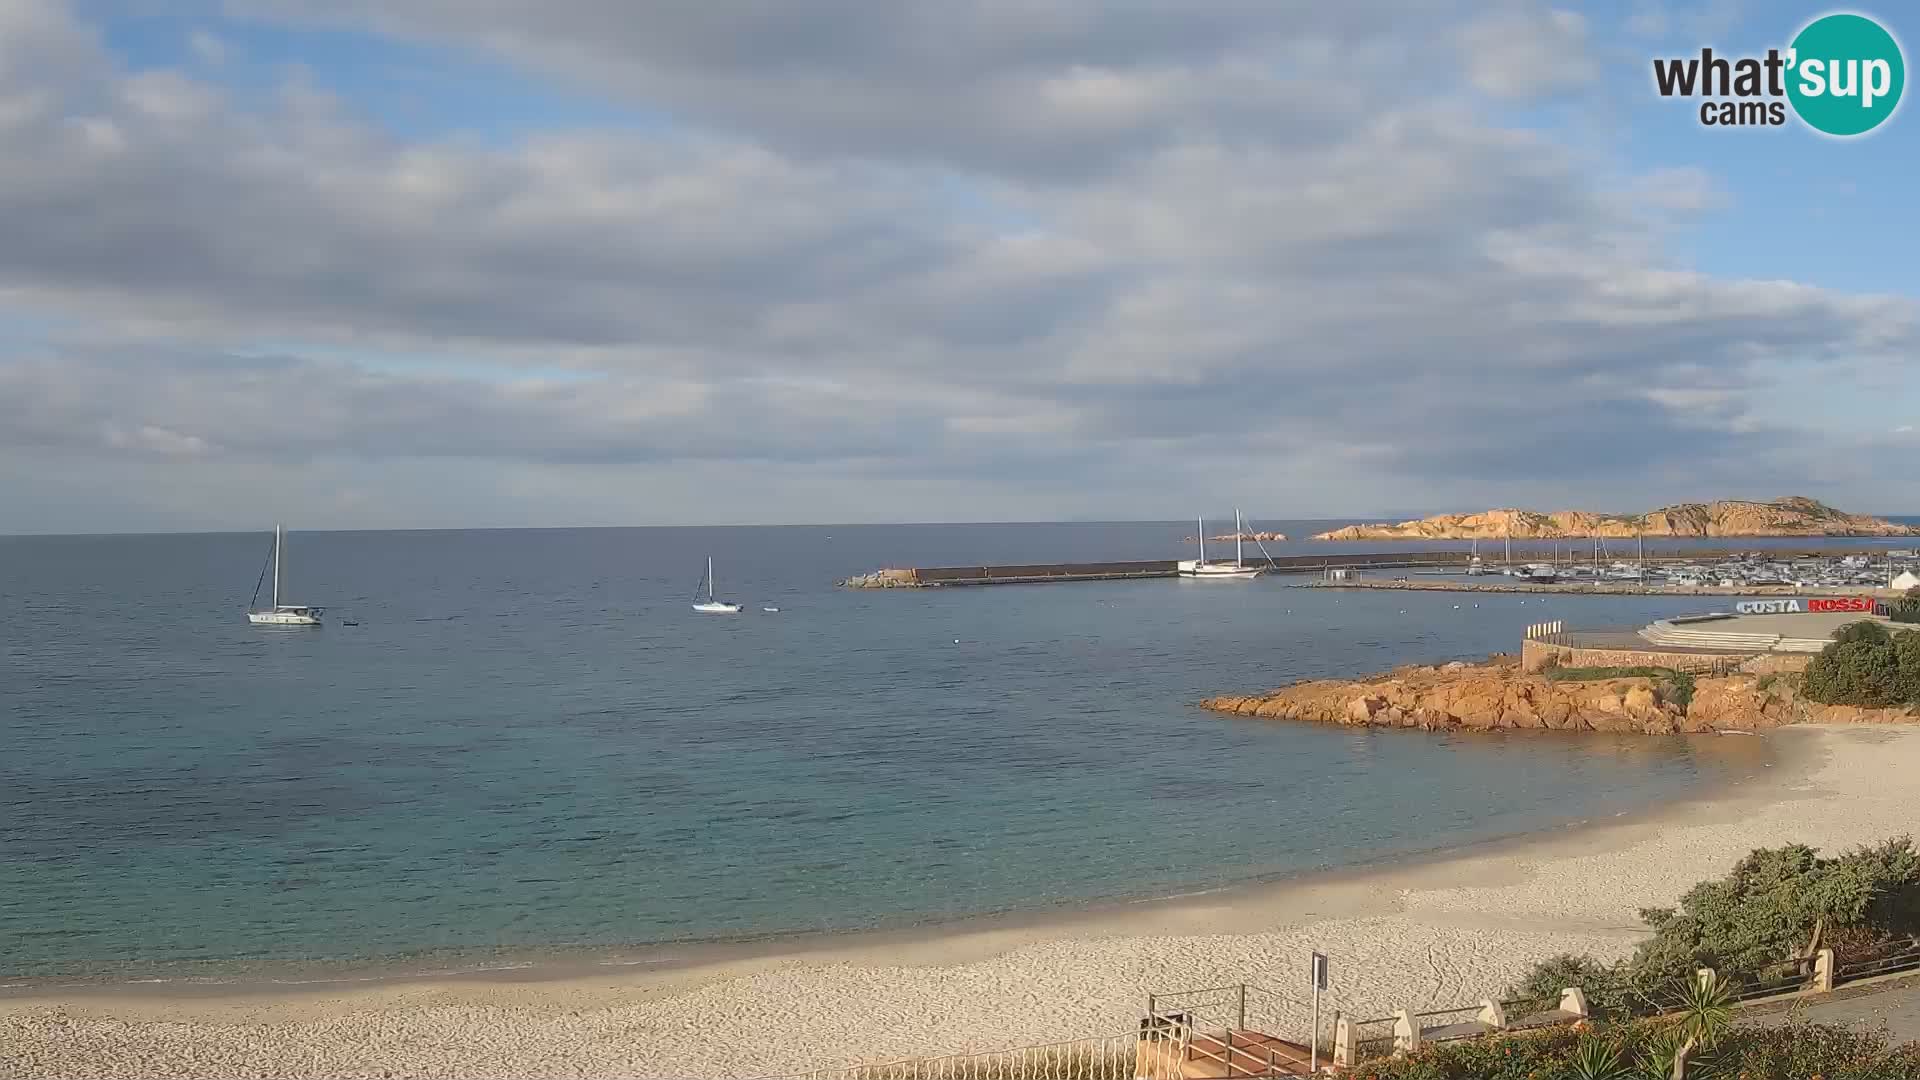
[[1179, 509, 1263, 579], [691, 556, 743, 614], [247, 525, 324, 626]]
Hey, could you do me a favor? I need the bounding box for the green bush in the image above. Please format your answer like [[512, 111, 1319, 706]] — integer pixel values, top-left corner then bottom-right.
[[1711, 1021, 1920, 1080], [1803, 620, 1920, 708], [1506, 954, 1633, 1019], [1351, 1019, 1917, 1080], [1510, 838, 1920, 1014]]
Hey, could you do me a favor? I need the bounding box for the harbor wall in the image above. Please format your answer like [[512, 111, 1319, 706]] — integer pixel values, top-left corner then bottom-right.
[[913, 561, 1176, 584], [1519, 639, 1752, 675]]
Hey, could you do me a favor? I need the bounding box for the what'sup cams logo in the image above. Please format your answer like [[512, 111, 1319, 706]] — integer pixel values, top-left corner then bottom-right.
[[1653, 11, 1905, 135]]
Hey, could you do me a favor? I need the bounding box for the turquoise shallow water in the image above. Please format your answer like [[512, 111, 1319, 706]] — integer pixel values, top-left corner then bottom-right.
[[2, 522, 1907, 982]]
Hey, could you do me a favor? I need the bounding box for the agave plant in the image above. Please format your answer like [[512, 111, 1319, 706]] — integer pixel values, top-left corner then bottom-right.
[[1565, 1036, 1633, 1080], [1669, 972, 1734, 1050]]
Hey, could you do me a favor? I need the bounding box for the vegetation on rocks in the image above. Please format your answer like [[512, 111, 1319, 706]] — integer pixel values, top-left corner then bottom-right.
[[1802, 621, 1920, 708], [1543, 666, 1695, 711]]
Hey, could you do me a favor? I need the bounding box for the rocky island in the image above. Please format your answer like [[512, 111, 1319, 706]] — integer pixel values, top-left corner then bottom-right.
[[1313, 496, 1916, 541]]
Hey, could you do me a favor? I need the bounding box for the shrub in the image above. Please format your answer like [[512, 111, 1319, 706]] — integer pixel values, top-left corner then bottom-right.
[[1352, 1020, 1917, 1080], [1802, 620, 1920, 708], [1507, 953, 1633, 1019], [1509, 838, 1920, 1015], [1630, 838, 1920, 983], [1711, 1021, 1920, 1080]]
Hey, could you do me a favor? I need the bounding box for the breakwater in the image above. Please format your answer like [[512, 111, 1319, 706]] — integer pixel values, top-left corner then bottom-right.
[[840, 551, 1494, 587]]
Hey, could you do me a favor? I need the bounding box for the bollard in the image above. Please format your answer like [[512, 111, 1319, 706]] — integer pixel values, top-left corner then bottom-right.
[[1558, 987, 1590, 1019], [1477, 998, 1507, 1030], [1332, 1014, 1355, 1069], [1392, 1009, 1420, 1055], [1814, 949, 1836, 993]]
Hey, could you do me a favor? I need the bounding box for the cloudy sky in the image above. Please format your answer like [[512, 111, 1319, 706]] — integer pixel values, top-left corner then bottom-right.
[[0, 0, 1914, 532]]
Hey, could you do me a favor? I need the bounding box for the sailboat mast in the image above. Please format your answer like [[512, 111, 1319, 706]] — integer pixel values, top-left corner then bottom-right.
[[707, 556, 715, 602], [1197, 516, 1206, 565], [273, 525, 282, 609], [1235, 508, 1244, 568]]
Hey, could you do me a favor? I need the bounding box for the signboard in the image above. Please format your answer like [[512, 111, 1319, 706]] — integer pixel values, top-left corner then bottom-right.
[[1311, 951, 1329, 991], [1733, 597, 1875, 615]]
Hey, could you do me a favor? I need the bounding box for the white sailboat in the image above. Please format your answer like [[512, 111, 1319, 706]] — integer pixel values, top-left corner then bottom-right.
[[1178, 509, 1263, 579], [247, 525, 323, 626], [691, 556, 743, 614]]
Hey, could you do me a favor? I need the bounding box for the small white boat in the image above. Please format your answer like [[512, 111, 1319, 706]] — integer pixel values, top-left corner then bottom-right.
[[691, 556, 742, 614], [247, 524, 323, 627], [1179, 509, 1263, 579], [762, 606, 780, 613]]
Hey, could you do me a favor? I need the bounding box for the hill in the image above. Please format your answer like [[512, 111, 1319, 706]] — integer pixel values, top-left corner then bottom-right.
[[1313, 496, 1917, 541]]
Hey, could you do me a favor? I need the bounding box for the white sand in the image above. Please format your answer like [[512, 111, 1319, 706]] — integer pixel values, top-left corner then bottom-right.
[[4, 725, 1915, 1079]]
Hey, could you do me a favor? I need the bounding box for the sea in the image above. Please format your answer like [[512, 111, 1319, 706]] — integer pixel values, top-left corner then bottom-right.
[[3, 520, 1914, 985]]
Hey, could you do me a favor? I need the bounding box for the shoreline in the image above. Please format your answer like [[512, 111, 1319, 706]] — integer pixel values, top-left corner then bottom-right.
[[16, 728, 1913, 1078], [1, 731, 1781, 1001]]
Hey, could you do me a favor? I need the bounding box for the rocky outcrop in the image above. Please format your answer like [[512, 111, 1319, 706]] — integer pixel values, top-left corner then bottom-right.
[[1312, 496, 1917, 541], [1200, 660, 1918, 735]]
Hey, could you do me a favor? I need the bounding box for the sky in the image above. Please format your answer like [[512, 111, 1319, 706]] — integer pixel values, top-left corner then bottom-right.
[[0, 0, 1915, 533]]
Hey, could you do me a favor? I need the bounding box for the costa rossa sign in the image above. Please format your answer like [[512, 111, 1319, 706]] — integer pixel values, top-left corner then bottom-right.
[[1734, 597, 1876, 614]]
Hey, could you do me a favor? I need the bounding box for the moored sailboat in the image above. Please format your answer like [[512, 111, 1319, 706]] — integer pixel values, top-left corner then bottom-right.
[[691, 556, 743, 614], [1178, 509, 1264, 579], [247, 525, 323, 626]]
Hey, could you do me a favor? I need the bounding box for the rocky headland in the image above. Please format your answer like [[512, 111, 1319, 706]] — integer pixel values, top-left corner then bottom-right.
[[1312, 496, 1917, 541], [1200, 657, 1917, 735]]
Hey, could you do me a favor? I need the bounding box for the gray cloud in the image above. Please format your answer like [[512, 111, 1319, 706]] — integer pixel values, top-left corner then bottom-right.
[[227, 0, 1481, 178], [0, 0, 1915, 529]]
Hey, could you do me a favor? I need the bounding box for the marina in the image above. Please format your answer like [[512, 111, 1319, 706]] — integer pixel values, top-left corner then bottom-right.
[[843, 546, 1920, 591]]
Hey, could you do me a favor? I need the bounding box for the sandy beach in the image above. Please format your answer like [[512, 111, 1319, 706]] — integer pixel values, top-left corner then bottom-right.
[[5, 724, 1916, 1079]]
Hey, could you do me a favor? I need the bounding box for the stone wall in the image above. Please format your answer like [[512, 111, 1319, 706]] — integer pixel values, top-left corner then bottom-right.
[[1737, 653, 1814, 675], [1520, 638, 1746, 674]]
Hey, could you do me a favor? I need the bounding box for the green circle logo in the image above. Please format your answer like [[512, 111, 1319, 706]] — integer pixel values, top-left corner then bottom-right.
[[1787, 13, 1905, 136]]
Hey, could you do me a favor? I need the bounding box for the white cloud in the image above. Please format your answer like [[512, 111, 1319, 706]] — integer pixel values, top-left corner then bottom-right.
[[187, 29, 227, 66], [1456, 6, 1597, 100], [0, 0, 1914, 529]]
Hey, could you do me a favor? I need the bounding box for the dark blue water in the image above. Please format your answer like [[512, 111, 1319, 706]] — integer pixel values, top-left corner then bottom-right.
[[2, 521, 1908, 982]]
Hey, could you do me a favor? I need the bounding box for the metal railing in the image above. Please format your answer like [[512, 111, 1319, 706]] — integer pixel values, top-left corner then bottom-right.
[[1141, 983, 1315, 1078], [1725, 960, 1811, 1004], [1413, 1004, 1490, 1043], [1838, 940, 1920, 983], [1348, 1015, 1397, 1063]]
